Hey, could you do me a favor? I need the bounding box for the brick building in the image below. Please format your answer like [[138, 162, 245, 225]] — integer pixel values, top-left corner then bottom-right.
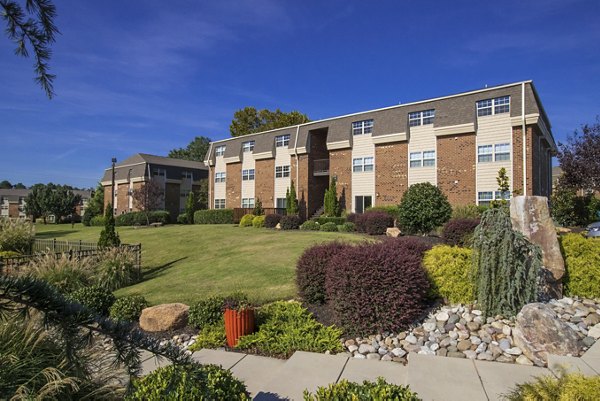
[[204, 81, 555, 217], [0, 188, 92, 221], [100, 153, 208, 220]]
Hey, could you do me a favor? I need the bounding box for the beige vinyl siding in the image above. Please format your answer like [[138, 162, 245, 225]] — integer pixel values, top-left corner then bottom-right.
[[408, 125, 436, 185], [476, 114, 513, 200], [214, 156, 226, 202], [274, 147, 291, 202], [351, 133, 375, 212], [241, 152, 255, 202]]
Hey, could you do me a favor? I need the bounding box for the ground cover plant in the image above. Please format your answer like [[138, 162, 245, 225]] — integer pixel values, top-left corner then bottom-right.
[[109, 295, 149, 321], [303, 377, 421, 401], [560, 233, 600, 298], [504, 372, 600, 401]]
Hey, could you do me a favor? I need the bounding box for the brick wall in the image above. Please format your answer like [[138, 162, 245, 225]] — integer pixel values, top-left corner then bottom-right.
[[374, 142, 408, 206], [255, 158, 275, 208], [226, 162, 242, 208], [436, 133, 477, 205], [8, 203, 19, 218], [103, 185, 112, 211], [512, 125, 534, 196], [116, 183, 130, 215], [329, 149, 352, 211]]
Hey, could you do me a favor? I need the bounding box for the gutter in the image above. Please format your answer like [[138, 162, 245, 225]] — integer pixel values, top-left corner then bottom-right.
[[522, 83, 527, 196], [293, 125, 300, 187]]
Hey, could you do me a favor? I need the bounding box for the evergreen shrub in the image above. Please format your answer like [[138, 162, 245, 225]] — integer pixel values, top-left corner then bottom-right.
[[109, 295, 148, 321], [264, 214, 282, 228], [313, 217, 346, 226], [423, 245, 474, 304], [89, 215, 105, 226], [304, 377, 421, 401], [326, 238, 432, 334], [355, 211, 394, 235], [442, 218, 480, 247], [397, 182, 452, 235], [300, 220, 320, 231], [98, 203, 120, 248], [337, 222, 356, 232], [176, 214, 188, 224], [239, 214, 255, 227], [188, 324, 226, 350], [115, 210, 170, 226], [189, 296, 225, 328], [504, 373, 600, 401], [451, 204, 482, 219], [366, 205, 400, 220], [280, 215, 301, 230], [70, 285, 116, 315], [252, 215, 265, 228], [561, 233, 600, 298], [194, 209, 234, 224], [320, 222, 338, 232]]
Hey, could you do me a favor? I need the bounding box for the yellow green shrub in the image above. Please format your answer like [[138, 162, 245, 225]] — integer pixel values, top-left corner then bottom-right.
[[422, 245, 474, 304], [561, 233, 600, 298], [505, 372, 600, 401], [239, 214, 255, 227]]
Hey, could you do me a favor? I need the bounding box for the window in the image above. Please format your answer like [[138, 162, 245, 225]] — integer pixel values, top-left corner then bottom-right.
[[423, 150, 436, 167], [275, 165, 290, 178], [181, 171, 193, 179], [477, 96, 510, 117], [242, 169, 255, 181], [478, 191, 511, 206], [214, 199, 226, 209], [276, 198, 287, 209], [215, 172, 226, 183], [410, 151, 435, 168], [477, 145, 493, 163], [152, 168, 165, 177], [275, 135, 290, 147], [494, 143, 510, 161], [242, 198, 255, 208], [242, 141, 255, 152], [409, 152, 422, 168], [409, 109, 435, 126], [352, 157, 374, 173], [180, 190, 191, 198], [354, 196, 372, 214], [215, 145, 226, 156], [352, 119, 374, 135], [364, 157, 374, 172]]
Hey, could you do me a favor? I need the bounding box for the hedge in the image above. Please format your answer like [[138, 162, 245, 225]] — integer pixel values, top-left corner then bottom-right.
[[115, 210, 171, 226], [355, 211, 394, 235], [423, 245, 475, 304], [239, 214, 255, 227], [194, 209, 234, 224], [442, 218, 480, 247], [313, 217, 346, 226], [561, 233, 600, 298], [264, 214, 282, 228], [280, 215, 301, 230]]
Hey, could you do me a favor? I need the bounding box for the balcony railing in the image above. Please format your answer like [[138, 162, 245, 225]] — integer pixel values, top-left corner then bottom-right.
[[313, 159, 330, 176]]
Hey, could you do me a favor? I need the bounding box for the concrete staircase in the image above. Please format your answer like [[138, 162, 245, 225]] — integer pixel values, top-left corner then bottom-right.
[[310, 206, 324, 220]]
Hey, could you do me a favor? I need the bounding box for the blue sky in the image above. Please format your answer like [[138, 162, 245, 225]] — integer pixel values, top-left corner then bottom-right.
[[1, 0, 599, 188]]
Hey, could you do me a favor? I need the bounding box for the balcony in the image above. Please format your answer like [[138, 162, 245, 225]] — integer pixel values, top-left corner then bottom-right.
[[313, 159, 330, 176]]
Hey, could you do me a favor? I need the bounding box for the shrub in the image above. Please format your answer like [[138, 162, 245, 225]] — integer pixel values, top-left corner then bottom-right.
[[326, 238, 432, 334], [189, 296, 225, 328], [423, 245, 475, 304], [222, 292, 250, 311], [280, 215, 301, 230], [98, 202, 120, 248], [397, 182, 452, 235], [0, 218, 34, 254], [355, 211, 394, 235], [0, 250, 20, 258], [297, 242, 351, 304], [366, 205, 400, 221], [442, 218, 480, 247], [472, 208, 541, 318], [252, 215, 265, 228], [89, 215, 105, 226], [504, 373, 600, 401], [323, 177, 340, 217], [27, 253, 94, 294], [452, 204, 482, 219], [70, 285, 116, 315], [264, 213, 282, 228], [236, 301, 342, 357], [94, 247, 139, 291], [194, 209, 234, 224], [300, 220, 320, 231], [561, 233, 600, 298], [239, 214, 255, 228], [303, 377, 421, 401], [115, 210, 170, 226], [320, 222, 338, 232], [127, 364, 250, 401], [188, 324, 226, 351], [346, 213, 357, 224], [337, 222, 356, 232], [313, 217, 346, 226], [176, 214, 188, 224], [109, 295, 148, 321], [253, 198, 264, 216]]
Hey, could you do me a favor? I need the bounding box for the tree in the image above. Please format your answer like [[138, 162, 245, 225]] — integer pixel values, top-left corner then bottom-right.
[[23, 183, 49, 223], [558, 119, 600, 192], [168, 136, 211, 162], [397, 182, 452, 235], [47, 185, 81, 223], [252, 198, 263, 216], [1, 0, 59, 98], [13, 182, 26, 189], [0, 180, 12, 189], [230, 107, 310, 137], [286, 181, 299, 215], [197, 178, 208, 210], [551, 176, 599, 227], [323, 177, 340, 217], [184, 191, 197, 224], [98, 202, 120, 247], [132, 181, 164, 225], [82, 182, 104, 226], [492, 167, 510, 208]]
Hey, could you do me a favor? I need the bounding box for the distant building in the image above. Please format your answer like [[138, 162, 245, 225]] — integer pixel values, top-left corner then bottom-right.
[[0, 188, 92, 221], [100, 153, 208, 219]]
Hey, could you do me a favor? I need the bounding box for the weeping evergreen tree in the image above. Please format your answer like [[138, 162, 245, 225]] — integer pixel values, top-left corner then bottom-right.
[[323, 177, 340, 217], [472, 208, 542, 318]]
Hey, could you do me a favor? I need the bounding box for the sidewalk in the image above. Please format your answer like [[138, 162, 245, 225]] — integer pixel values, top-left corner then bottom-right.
[[140, 340, 600, 401]]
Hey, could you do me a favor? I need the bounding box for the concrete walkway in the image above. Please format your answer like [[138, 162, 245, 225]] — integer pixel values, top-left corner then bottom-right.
[[140, 341, 600, 401]]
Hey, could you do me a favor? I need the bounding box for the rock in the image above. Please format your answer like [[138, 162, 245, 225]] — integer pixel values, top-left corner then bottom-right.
[[510, 196, 565, 299], [505, 347, 523, 356], [354, 353, 366, 359], [366, 353, 381, 360], [418, 349, 436, 355], [472, 310, 482, 316], [404, 344, 422, 353], [381, 354, 393, 361], [457, 339, 472, 351], [499, 339, 511, 351], [423, 322, 437, 332], [436, 312, 450, 322], [448, 331, 459, 340], [437, 348, 448, 357], [476, 343, 487, 354], [344, 339, 356, 347], [470, 336, 482, 346], [477, 352, 494, 361], [448, 314, 460, 324], [458, 331, 470, 340], [448, 351, 466, 358], [405, 334, 418, 344], [513, 303, 582, 365], [347, 345, 359, 353], [467, 322, 480, 331], [358, 344, 376, 354], [516, 355, 534, 366], [386, 227, 401, 237], [139, 303, 190, 332], [585, 313, 600, 326], [489, 343, 503, 358], [463, 350, 477, 359], [502, 325, 512, 336], [397, 332, 407, 340], [378, 347, 388, 355], [588, 324, 600, 339], [582, 337, 596, 347], [440, 337, 452, 348], [275, 223, 281, 230], [496, 355, 514, 363], [391, 348, 406, 358], [430, 343, 440, 351]]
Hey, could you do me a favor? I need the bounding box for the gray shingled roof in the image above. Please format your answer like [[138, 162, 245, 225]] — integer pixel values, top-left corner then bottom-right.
[[100, 153, 207, 182], [0, 188, 91, 202]]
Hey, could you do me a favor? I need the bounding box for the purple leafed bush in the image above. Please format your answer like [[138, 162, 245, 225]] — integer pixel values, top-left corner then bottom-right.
[[355, 211, 394, 235], [264, 214, 282, 228], [325, 237, 432, 335], [346, 213, 357, 224], [442, 218, 480, 247], [280, 215, 301, 230], [296, 242, 351, 305]]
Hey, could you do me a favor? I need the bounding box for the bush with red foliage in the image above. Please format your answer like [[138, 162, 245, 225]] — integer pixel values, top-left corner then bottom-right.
[[346, 213, 357, 224], [264, 214, 282, 228], [296, 242, 351, 305], [280, 215, 301, 230], [325, 237, 432, 335], [355, 211, 394, 235], [442, 218, 480, 247]]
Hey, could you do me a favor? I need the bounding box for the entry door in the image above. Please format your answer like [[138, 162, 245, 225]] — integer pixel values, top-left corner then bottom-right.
[[354, 196, 372, 213]]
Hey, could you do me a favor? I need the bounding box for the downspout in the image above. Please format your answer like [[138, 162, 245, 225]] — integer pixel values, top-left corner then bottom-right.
[[521, 82, 527, 196], [294, 125, 300, 186]]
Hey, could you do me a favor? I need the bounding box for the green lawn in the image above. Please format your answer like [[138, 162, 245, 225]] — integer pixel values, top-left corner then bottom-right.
[[34, 223, 368, 305]]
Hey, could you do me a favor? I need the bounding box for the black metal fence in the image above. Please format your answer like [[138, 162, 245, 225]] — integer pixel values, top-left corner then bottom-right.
[[31, 238, 98, 253]]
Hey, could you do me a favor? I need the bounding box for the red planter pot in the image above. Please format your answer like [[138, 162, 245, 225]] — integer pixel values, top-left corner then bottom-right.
[[224, 308, 255, 347]]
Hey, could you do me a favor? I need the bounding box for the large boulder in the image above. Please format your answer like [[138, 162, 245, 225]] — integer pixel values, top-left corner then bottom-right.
[[386, 227, 401, 237], [512, 303, 581, 366], [510, 196, 565, 299], [139, 303, 190, 332]]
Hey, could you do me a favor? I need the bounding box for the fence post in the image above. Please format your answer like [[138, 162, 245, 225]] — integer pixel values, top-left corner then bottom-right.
[[79, 240, 82, 251], [53, 238, 56, 252]]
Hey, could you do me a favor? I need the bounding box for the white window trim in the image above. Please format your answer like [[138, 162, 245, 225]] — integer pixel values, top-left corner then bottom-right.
[[241, 198, 255, 208], [352, 119, 374, 136], [477, 191, 511, 205], [214, 199, 226, 209], [478, 143, 511, 163], [352, 157, 374, 173], [242, 141, 255, 152], [275, 165, 290, 178], [408, 109, 435, 127], [409, 150, 435, 168], [215, 172, 226, 183], [477, 96, 510, 117], [275, 135, 290, 147], [242, 169, 255, 181], [215, 145, 226, 156]]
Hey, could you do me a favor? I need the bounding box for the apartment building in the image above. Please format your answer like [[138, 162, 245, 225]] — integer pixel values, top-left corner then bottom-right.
[[204, 81, 555, 217], [100, 153, 208, 219], [0, 188, 92, 220]]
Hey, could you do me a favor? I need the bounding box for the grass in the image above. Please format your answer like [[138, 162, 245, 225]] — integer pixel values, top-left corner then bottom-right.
[[34, 223, 368, 305]]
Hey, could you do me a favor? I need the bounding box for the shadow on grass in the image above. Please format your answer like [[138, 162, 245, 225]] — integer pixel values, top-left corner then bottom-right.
[[142, 257, 187, 281], [35, 230, 83, 239]]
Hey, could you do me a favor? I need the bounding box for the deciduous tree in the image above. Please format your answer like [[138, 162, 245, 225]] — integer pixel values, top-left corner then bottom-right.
[[168, 136, 211, 162], [132, 181, 164, 225], [558, 119, 600, 192], [230, 107, 310, 137]]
